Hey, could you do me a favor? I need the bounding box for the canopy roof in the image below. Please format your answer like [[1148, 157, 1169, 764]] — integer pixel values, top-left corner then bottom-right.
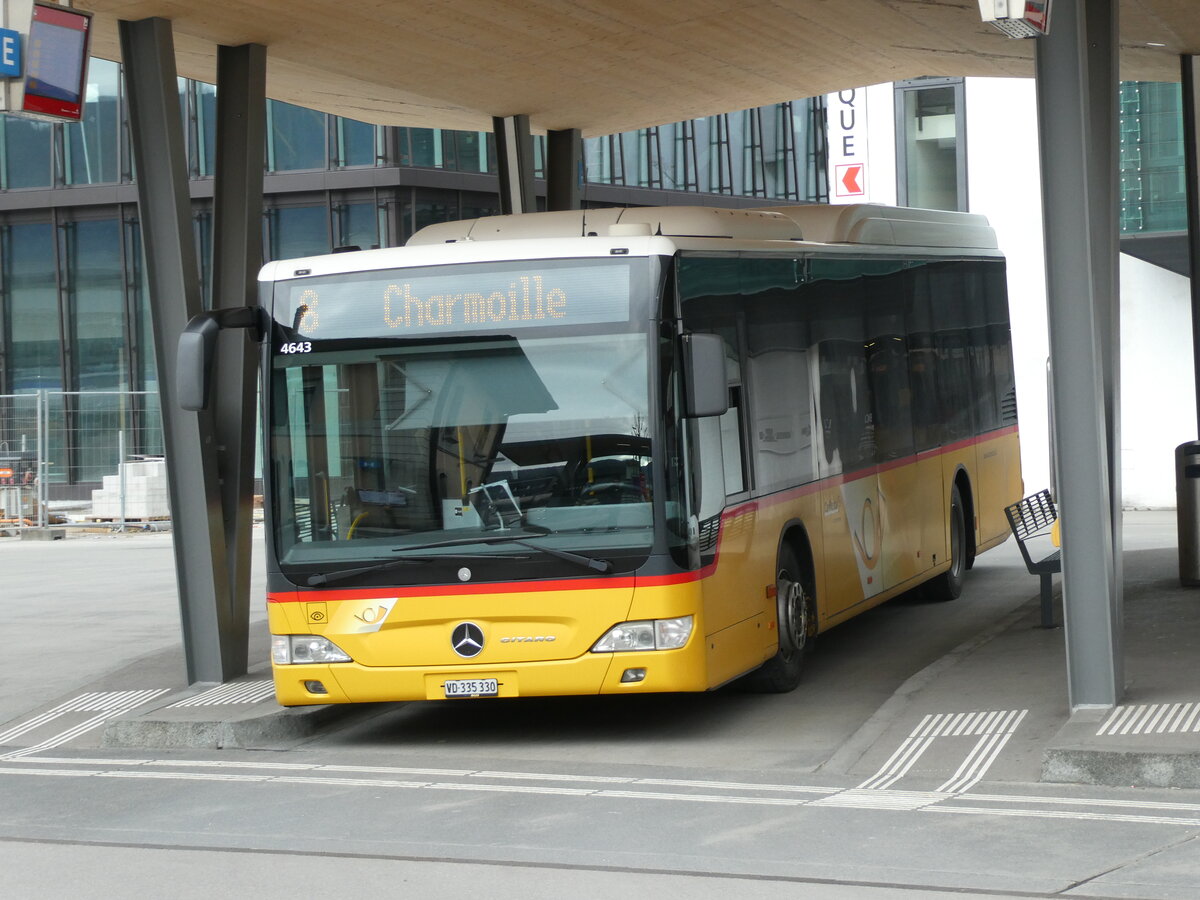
[[86, 1, 1196, 135]]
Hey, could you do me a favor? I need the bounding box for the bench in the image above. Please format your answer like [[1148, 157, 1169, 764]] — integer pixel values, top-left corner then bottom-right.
[[1004, 489, 1061, 629]]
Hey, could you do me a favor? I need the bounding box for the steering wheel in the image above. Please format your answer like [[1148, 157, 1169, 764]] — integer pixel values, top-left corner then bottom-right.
[[576, 482, 646, 505]]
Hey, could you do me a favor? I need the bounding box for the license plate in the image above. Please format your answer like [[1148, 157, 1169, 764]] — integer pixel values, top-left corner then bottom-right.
[[443, 677, 499, 698]]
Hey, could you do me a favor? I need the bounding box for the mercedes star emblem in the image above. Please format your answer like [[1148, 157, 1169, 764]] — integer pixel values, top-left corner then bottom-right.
[[451, 622, 485, 658]]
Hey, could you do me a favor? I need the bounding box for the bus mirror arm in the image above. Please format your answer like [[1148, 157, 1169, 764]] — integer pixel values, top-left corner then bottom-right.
[[682, 333, 729, 418], [177, 306, 269, 411]]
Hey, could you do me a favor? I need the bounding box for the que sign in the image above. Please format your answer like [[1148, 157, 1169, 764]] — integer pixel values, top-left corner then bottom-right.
[[826, 88, 869, 203]]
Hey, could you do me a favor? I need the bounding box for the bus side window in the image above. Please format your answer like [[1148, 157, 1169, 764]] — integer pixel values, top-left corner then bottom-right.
[[866, 295, 915, 463], [680, 291, 747, 498], [745, 292, 815, 491], [720, 382, 746, 495], [813, 325, 871, 474], [928, 262, 974, 442], [907, 265, 944, 451]]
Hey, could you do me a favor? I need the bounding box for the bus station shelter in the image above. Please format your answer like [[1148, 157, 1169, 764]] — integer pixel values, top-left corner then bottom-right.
[[35, 0, 1200, 712]]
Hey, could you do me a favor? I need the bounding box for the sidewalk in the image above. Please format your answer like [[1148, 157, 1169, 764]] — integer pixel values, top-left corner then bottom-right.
[[2, 513, 1198, 788], [825, 510, 1200, 789]]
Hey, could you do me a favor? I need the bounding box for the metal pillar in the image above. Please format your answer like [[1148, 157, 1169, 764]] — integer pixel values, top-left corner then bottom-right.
[[1085, 0, 1124, 673], [1182, 55, 1200, 433], [1034, 0, 1121, 709], [547, 128, 583, 211], [210, 43, 267, 678], [493, 114, 536, 214], [119, 17, 233, 683]]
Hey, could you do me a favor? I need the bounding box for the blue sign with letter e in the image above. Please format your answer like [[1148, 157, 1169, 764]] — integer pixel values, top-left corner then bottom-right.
[[0, 27, 20, 78]]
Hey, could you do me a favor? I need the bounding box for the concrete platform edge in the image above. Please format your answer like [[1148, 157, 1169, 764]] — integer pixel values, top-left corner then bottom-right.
[[1042, 710, 1200, 789], [101, 703, 373, 751]]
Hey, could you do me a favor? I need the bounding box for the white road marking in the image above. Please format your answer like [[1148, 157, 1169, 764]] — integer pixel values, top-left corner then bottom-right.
[[0, 690, 169, 760], [4, 756, 1200, 828], [167, 681, 276, 707], [857, 709, 1028, 792], [1098, 701, 1200, 736]]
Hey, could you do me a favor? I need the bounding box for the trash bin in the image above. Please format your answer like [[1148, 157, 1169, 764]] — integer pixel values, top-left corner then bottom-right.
[[1177, 441, 1200, 586]]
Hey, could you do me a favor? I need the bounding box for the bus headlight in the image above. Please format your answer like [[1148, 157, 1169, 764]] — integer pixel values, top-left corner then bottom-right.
[[591, 616, 693, 652], [271, 635, 352, 664]]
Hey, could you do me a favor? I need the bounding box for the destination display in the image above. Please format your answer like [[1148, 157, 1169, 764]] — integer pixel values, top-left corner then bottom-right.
[[280, 260, 636, 340]]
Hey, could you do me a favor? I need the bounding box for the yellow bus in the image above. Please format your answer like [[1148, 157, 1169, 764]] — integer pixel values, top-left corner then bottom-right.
[[245, 203, 1021, 704]]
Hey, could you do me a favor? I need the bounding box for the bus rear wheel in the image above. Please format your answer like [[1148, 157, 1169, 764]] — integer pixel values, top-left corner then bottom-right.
[[741, 546, 813, 693], [926, 483, 966, 602]]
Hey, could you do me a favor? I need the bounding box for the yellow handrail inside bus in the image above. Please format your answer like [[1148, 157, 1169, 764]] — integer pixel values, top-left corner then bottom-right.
[[457, 426, 469, 501], [346, 511, 368, 539]]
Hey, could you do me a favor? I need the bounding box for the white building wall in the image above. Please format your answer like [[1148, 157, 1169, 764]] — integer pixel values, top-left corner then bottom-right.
[[965, 77, 1194, 508], [964, 77, 1052, 496], [863, 82, 898, 205], [1120, 255, 1195, 508]]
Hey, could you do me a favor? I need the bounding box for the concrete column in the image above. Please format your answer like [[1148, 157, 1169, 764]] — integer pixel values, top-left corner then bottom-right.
[[547, 128, 583, 211], [1182, 55, 1200, 432], [1034, 0, 1121, 709], [493, 114, 536, 214], [119, 17, 233, 684], [210, 43, 267, 678], [1084, 0, 1124, 676]]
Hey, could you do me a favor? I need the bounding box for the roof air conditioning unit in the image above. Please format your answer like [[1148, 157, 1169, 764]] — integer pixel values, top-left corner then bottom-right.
[[977, 0, 1051, 39]]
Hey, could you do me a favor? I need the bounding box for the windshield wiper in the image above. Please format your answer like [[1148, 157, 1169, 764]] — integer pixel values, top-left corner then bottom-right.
[[305, 552, 526, 586], [391, 529, 613, 574], [305, 530, 612, 586]]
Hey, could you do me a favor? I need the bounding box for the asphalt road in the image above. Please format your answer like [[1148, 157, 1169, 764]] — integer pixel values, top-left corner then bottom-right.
[[2, 518, 1198, 898]]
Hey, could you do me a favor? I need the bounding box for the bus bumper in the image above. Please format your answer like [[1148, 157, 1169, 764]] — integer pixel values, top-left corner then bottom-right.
[[271, 642, 710, 705]]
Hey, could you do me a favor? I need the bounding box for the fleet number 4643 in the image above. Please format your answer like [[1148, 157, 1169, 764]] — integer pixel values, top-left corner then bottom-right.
[[279, 342, 312, 354]]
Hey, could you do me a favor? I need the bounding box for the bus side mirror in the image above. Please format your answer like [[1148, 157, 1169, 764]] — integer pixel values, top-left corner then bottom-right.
[[682, 333, 729, 418], [177, 306, 268, 411]]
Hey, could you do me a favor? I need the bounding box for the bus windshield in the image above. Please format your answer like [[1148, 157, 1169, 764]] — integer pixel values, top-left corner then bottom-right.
[[267, 257, 658, 579]]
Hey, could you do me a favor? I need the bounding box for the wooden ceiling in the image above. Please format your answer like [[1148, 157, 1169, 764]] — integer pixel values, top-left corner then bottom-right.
[[83, 1, 1199, 136]]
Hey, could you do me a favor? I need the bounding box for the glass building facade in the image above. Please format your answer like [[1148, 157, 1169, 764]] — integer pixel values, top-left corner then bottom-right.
[[1119, 81, 1186, 235], [0, 61, 828, 495]]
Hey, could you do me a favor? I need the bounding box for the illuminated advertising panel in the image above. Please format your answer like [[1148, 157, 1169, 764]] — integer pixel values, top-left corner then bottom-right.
[[20, 2, 92, 121]]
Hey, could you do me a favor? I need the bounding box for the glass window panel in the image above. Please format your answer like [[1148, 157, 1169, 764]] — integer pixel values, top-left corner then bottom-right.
[[267, 100, 327, 171], [461, 191, 499, 221], [454, 131, 486, 174], [5, 222, 61, 391], [66, 219, 126, 393], [269, 205, 330, 260], [124, 217, 155, 394], [584, 135, 612, 184], [63, 58, 121, 185], [1, 115, 54, 189], [414, 189, 456, 232], [194, 209, 214, 308], [336, 117, 377, 168], [396, 128, 413, 167], [1120, 81, 1186, 234], [900, 84, 962, 211], [409, 128, 439, 167], [194, 81, 218, 176], [439, 130, 458, 171], [336, 201, 378, 250]]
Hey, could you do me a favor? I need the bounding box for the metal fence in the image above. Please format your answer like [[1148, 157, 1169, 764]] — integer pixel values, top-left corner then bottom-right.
[[0, 390, 165, 531]]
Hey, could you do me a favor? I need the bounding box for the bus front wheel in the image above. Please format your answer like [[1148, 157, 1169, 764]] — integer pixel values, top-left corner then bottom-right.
[[741, 546, 813, 693]]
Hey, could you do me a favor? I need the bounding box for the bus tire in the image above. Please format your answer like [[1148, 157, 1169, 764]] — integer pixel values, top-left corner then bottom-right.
[[740, 546, 813, 693], [926, 483, 966, 602]]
